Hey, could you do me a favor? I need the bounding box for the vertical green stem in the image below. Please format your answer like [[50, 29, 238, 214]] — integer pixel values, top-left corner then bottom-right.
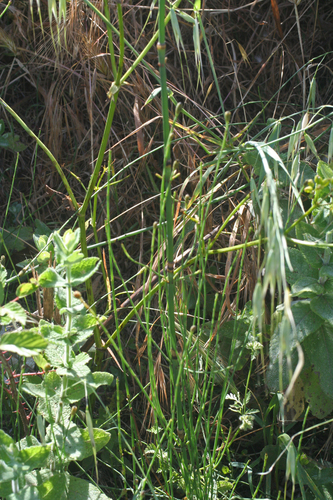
[[158, 0, 176, 356], [158, 0, 184, 443]]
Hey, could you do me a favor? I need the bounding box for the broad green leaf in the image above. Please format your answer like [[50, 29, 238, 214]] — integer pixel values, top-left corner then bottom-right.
[[37, 251, 51, 265], [51, 422, 84, 460], [0, 476, 37, 500], [0, 429, 15, 447], [33, 234, 50, 253], [55, 283, 84, 311], [302, 324, 333, 399], [22, 381, 50, 399], [34, 219, 52, 238], [269, 301, 323, 365], [16, 281, 39, 298], [292, 300, 324, 342], [39, 322, 73, 347], [317, 160, 333, 180], [37, 472, 69, 500], [0, 331, 48, 357], [323, 279, 333, 296], [70, 257, 100, 287], [17, 435, 41, 450], [37, 372, 71, 424], [7, 486, 41, 500], [0, 132, 26, 152], [78, 428, 111, 460], [68, 475, 110, 499], [291, 277, 324, 298], [0, 226, 33, 252], [243, 149, 263, 176], [0, 301, 26, 325], [62, 250, 84, 264], [58, 304, 85, 315], [0, 460, 20, 481], [44, 342, 65, 367], [71, 314, 99, 343], [18, 445, 51, 470], [64, 371, 113, 403], [319, 266, 333, 280], [90, 371, 113, 388], [310, 295, 333, 325], [38, 268, 66, 288], [285, 248, 318, 286], [295, 221, 323, 239], [62, 228, 80, 252], [33, 354, 52, 371], [302, 367, 333, 419], [53, 228, 81, 259], [296, 238, 324, 270], [57, 363, 91, 379], [57, 352, 91, 378]]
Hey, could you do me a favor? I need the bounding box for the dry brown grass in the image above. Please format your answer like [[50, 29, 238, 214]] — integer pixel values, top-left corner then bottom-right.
[[1, 0, 332, 216]]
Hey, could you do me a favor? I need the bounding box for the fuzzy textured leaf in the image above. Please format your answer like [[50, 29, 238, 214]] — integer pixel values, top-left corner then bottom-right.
[[38, 268, 67, 288], [0, 331, 48, 357], [70, 257, 100, 286], [0, 301, 26, 325]]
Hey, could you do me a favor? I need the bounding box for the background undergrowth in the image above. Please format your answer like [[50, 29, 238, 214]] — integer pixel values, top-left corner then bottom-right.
[[0, 0, 333, 499]]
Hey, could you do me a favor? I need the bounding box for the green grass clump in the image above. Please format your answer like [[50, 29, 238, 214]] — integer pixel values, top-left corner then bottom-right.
[[0, 0, 333, 498]]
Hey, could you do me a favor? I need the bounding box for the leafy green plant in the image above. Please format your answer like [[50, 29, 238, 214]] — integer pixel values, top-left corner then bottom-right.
[[0, 119, 26, 152], [0, 228, 113, 499], [267, 158, 333, 419]]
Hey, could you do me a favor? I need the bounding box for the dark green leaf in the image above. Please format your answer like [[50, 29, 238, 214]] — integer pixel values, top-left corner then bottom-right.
[[0, 132, 26, 152], [302, 324, 333, 399], [68, 475, 110, 499], [285, 248, 318, 286], [302, 367, 333, 419], [292, 300, 323, 345], [310, 295, 333, 325]]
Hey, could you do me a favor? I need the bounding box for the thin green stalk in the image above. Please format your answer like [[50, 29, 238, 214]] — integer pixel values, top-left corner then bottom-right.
[[84, 0, 183, 88], [103, 0, 117, 78], [77, 1, 124, 365]]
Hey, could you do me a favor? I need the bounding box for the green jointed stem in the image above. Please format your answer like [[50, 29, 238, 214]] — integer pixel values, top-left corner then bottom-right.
[[158, 0, 184, 440], [158, 0, 177, 355]]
